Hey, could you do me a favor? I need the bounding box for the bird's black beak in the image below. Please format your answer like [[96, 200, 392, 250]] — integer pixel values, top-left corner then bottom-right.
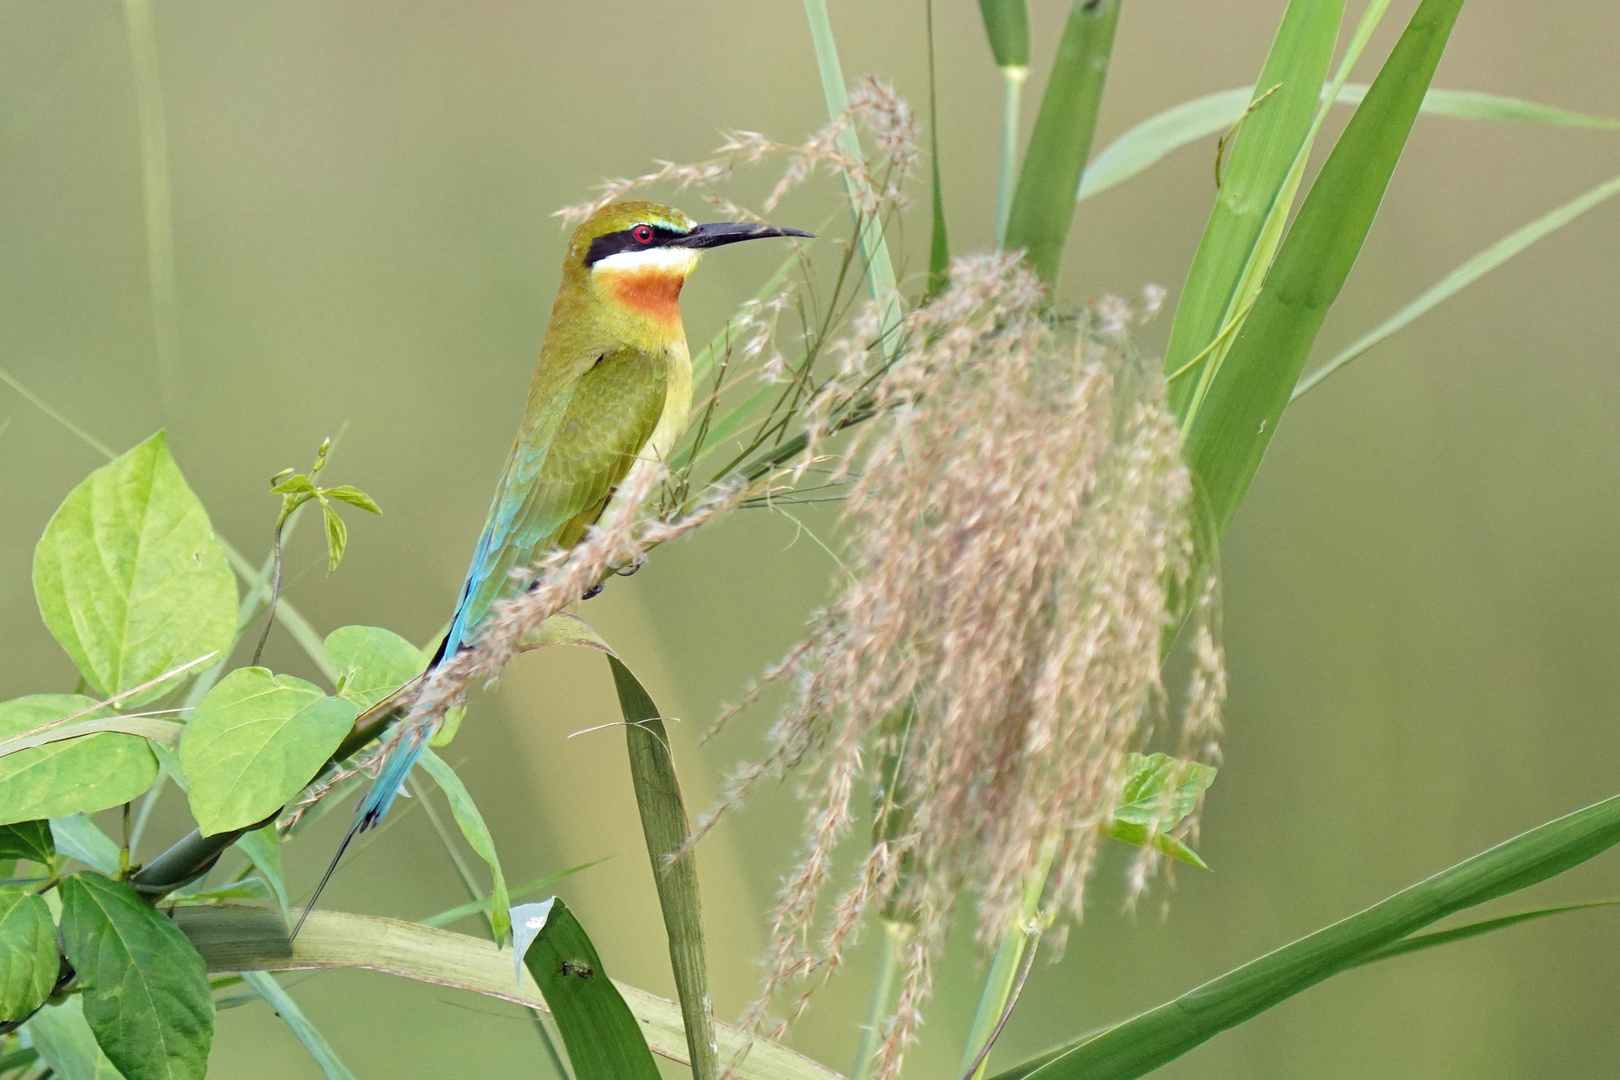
[[672, 221, 814, 249]]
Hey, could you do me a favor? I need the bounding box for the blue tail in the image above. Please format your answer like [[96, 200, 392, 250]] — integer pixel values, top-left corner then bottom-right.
[[356, 727, 430, 831]]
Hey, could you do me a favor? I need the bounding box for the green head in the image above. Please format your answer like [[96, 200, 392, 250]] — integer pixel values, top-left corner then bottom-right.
[[561, 201, 810, 330]]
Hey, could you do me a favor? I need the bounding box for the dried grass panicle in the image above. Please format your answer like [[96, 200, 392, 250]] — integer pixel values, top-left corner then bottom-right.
[[707, 256, 1223, 1077], [316, 466, 743, 807], [556, 74, 917, 227]]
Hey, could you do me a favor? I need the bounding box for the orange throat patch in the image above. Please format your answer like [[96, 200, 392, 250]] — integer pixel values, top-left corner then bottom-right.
[[601, 269, 686, 325]]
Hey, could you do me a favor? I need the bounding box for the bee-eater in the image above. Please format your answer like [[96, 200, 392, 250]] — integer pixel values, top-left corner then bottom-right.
[[296, 201, 809, 931]]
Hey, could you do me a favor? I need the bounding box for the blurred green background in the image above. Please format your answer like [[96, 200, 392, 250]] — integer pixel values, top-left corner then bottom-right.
[[3, 1, 1619, 1077]]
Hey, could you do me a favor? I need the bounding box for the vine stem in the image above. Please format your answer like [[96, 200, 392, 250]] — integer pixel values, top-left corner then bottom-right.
[[959, 832, 1060, 1080]]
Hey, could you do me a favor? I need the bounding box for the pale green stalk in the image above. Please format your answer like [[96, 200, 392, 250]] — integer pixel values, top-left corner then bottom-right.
[[1180, 0, 1393, 437], [960, 834, 1059, 1080], [995, 67, 1030, 247], [411, 774, 572, 1079], [121, 0, 181, 407], [850, 920, 913, 1080], [801, 0, 903, 354]]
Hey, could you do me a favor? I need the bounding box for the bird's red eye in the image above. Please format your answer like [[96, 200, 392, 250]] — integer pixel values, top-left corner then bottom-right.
[[632, 224, 654, 244]]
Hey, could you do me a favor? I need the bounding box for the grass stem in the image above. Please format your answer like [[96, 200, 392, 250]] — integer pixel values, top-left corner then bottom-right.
[[851, 919, 913, 1080]]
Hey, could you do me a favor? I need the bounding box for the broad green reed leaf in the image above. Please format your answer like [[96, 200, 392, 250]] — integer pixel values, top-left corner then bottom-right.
[[21, 995, 125, 1080], [175, 906, 844, 1080], [418, 749, 510, 943], [977, 0, 1030, 69], [1294, 172, 1620, 398], [0, 886, 58, 1021], [608, 654, 718, 1080], [1182, 0, 1466, 534], [1080, 85, 1619, 203], [992, 789, 1620, 1080], [1352, 898, 1620, 967], [0, 696, 156, 826], [239, 972, 356, 1080], [33, 432, 237, 707], [1162, 0, 1346, 414], [59, 872, 213, 1080], [1341, 83, 1620, 127], [179, 669, 356, 836], [1001, 0, 1120, 284], [513, 898, 661, 1080]]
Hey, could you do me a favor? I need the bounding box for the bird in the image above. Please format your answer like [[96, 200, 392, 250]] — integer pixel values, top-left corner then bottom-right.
[[295, 201, 810, 934]]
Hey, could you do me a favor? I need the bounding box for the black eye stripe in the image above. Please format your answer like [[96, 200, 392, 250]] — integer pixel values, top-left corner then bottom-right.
[[584, 225, 687, 267]]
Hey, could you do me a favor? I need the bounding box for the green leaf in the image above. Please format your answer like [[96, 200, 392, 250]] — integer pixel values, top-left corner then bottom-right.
[[59, 873, 213, 1080], [1162, 0, 1347, 414], [0, 696, 157, 826], [1181, 0, 1466, 535], [50, 816, 120, 875], [977, 0, 1029, 69], [420, 859, 608, 929], [1345, 83, 1620, 128], [320, 504, 347, 573], [179, 669, 357, 836], [1101, 754, 1216, 868], [317, 486, 381, 515], [33, 432, 237, 707], [1001, 0, 1120, 284], [1111, 753, 1216, 824], [991, 787, 1620, 1080], [416, 750, 509, 943], [1294, 171, 1620, 398], [175, 906, 844, 1080], [322, 626, 427, 711], [0, 886, 57, 1021], [0, 821, 54, 866], [1079, 87, 1255, 202], [1352, 899, 1620, 967], [233, 826, 288, 918], [513, 898, 661, 1080], [1080, 84, 1620, 204], [239, 972, 356, 1080], [21, 996, 126, 1080], [608, 655, 718, 1080]]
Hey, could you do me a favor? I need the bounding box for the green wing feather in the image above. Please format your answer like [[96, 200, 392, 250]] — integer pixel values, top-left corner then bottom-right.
[[445, 346, 667, 654]]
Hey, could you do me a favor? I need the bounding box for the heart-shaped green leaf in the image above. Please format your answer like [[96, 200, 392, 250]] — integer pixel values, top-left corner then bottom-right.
[[0, 820, 54, 866], [180, 669, 356, 836], [0, 886, 58, 1022], [0, 696, 156, 826], [322, 626, 426, 711], [58, 872, 213, 1080], [21, 995, 124, 1080], [33, 432, 237, 707]]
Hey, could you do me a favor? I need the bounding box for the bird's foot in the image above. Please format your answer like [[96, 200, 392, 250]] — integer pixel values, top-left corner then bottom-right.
[[614, 555, 645, 578], [581, 579, 606, 601]]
